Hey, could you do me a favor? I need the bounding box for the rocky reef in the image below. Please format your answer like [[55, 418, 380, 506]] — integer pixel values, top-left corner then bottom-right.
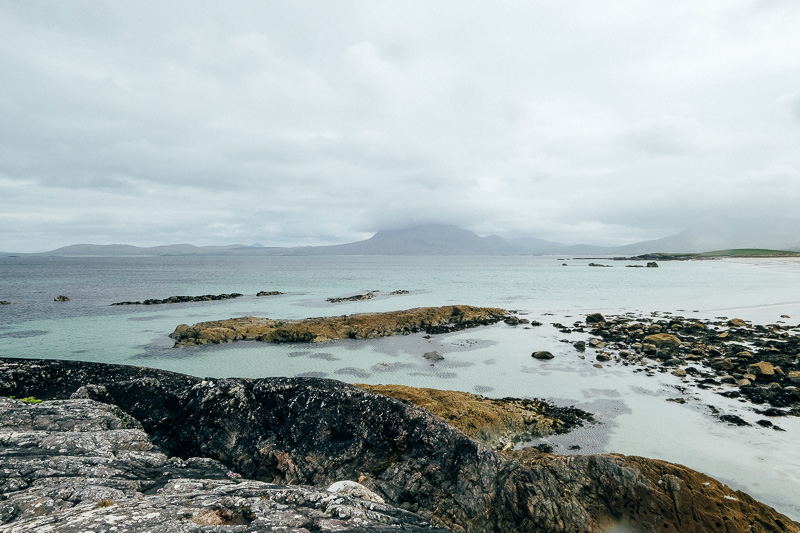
[[111, 293, 244, 306], [168, 305, 508, 346], [1, 357, 796, 532], [573, 313, 800, 417]]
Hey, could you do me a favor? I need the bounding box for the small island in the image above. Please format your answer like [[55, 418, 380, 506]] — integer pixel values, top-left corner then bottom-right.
[[169, 305, 508, 346]]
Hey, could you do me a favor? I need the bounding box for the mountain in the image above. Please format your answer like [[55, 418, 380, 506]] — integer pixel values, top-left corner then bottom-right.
[[37, 243, 272, 257], [18, 216, 800, 257], [289, 224, 527, 255], [617, 216, 800, 254], [555, 216, 800, 256]]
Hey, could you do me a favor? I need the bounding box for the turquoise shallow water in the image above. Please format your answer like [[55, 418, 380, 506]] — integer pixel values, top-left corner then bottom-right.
[[1, 254, 800, 519]]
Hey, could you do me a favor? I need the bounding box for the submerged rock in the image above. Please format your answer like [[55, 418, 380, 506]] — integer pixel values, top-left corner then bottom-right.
[[423, 350, 444, 361], [0, 358, 796, 533], [53, 295, 70, 301]]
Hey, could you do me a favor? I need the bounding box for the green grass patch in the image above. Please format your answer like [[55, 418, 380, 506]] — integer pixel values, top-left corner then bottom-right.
[[696, 249, 800, 257], [9, 395, 44, 404]]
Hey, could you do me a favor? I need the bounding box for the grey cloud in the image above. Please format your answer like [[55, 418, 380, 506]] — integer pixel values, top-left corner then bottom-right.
[[2, 2, 800, 252]]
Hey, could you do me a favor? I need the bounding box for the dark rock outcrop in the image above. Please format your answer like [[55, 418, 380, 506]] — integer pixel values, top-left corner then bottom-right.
[[111, 293, 243, 306], [0, 358, 796, 533], [256, 291, 283, 297], [168, 305, 508, 346], [53, 295, 70, 301]]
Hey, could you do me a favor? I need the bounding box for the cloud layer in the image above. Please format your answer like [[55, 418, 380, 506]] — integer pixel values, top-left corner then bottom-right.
[[2, 1, 799, 252]]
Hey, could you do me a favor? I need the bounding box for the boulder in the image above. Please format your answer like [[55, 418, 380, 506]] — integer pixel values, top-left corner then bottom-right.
[[596, 353, 612, 362], [728, 318, 748, 328], [643, 333, 682, 350], [586, 313, 606, 324], [423, 350, 445, 361], [748, 361, 776, 376], [532, 351, 555, 360], [53, 295, 70, 301], [646, 262, 659, 268]]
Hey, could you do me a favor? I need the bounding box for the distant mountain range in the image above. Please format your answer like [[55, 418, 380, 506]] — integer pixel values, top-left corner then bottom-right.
[[10, 216, 800, 257]]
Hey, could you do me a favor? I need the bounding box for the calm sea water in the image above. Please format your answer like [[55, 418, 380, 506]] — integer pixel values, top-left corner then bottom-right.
[[1, 254, 799, 518]]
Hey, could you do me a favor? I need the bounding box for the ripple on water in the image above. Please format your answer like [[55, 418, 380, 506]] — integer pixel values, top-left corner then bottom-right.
[[0, 330, 48, 339], [473, 385, 495, 393]]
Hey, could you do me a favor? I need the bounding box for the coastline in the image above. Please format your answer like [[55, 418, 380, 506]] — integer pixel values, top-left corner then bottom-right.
[[1, 357, 797, 532]]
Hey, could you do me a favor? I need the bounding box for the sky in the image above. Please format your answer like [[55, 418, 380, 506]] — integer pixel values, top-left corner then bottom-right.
[[1, 1, 799, 252]]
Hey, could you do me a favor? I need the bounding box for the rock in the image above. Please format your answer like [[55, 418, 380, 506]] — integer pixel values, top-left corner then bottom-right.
[[111, 293, 244, 306], [0, 358, 797, 533], [169, 305, 507, 346], [788, 371, 800, 383], [53, 295, 70, 301], [728, 318, 748, 328], [256, 291, 283, 297], [0, 300, 11, 305], [588, 263, 611, 267], [586, 313, 606, 324], [327, 480, 385, 503], [574, 341, 586, 352], [595, 353, 612, 362], [738, 379, 753, 387], [326, 291, 377, 303], [0, 397, 444, 532], [423, 350, 444, 361], [748, 361, 776, 376], [646, 261, 659, 268], [354, 384, 593, 450], [504, 316, 521, 325], [672, 368, 687, 377], [532, 350, 554, 360], [711, 358, 736, 371], [642, 333, 682, 350]]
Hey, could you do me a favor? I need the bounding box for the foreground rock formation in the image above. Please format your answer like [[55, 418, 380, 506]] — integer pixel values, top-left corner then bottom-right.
[[0, 358, 797, 533], [169, 305, 508, 346], [0, 396, 447, 532]]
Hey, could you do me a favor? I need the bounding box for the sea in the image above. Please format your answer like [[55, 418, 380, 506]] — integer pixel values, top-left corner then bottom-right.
[[1, 254, 799, 519]]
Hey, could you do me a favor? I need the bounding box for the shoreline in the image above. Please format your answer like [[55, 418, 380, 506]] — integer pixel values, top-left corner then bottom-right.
[[1, 357, 797, 532]]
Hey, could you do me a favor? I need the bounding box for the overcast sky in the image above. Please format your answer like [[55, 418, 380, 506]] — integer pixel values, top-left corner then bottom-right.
[[1, 1, 799, 252]]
